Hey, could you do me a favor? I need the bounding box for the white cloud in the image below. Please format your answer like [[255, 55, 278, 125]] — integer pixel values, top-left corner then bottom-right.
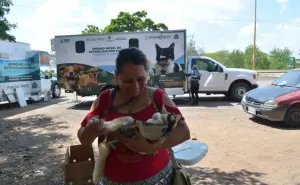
[[104, 0, 249, 29], [276, 0, 288, 3], [20, 0, 100, 50], [228, 18, 300, 56], [10, 0, 298, 56], [237, 23, 259, 37], [280, 4, 287, 14], [276, 0, 288, 13], [9, 0, 249, 51]]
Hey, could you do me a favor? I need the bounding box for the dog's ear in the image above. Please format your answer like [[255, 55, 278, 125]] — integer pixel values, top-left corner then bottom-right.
[[59, 65, 65, 70], [74, 65, 83, 72]]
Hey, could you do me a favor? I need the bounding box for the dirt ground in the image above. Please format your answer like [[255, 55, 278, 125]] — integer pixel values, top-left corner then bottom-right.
[[1, 84, 300, 185]]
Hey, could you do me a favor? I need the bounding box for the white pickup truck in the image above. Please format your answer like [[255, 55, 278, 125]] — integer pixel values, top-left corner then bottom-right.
[[185, 56, 258, 101]]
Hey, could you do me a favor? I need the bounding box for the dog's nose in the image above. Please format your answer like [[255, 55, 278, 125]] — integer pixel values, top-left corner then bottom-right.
[[69, 71, 74, 76]]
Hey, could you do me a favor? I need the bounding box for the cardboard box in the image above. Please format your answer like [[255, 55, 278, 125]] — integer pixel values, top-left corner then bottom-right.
[[63, 145, 95, 185]]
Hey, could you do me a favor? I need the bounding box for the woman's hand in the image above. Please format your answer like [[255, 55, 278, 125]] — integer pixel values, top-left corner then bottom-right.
[[116, 129, 162, 154]]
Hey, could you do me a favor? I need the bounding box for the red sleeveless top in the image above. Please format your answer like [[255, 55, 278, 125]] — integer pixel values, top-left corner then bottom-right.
[[81, 88, 184, 182]]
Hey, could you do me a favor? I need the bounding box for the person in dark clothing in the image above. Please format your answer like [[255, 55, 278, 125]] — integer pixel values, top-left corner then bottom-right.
[[186, 65, 201, 105]]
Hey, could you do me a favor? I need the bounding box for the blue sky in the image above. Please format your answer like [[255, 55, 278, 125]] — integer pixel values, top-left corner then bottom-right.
[[6, 0, 300, 57]]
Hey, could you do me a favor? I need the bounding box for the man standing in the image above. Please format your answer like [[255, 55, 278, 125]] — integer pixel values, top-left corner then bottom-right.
[[187, 65, 201, 105]]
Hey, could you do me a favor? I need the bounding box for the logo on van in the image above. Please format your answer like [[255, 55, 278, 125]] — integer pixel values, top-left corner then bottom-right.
[[60, 38, 70, 43], [147, 35, 171, 40], [32, 82, 38, 89], [174, 34, 179, 39]]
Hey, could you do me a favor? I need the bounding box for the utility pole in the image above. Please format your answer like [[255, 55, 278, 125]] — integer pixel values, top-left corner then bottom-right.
[[252, 0, 257, 70]]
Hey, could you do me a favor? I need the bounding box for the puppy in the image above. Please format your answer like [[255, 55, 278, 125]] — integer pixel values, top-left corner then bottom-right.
[[89, 105, 181, 184]]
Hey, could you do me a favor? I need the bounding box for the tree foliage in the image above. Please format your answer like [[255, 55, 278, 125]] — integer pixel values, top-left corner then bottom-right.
[[0, 0, 17, 41], [203, 45, 294, 70], [187, 34, 204, 56], [81, 10, 168, 34], [81, 25, 102, 34]]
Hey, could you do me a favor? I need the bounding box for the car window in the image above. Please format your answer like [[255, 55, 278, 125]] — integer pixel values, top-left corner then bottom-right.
[[191, 58, 217, 72], [272, 70, 300, 87], [40, 71, 46, 78]]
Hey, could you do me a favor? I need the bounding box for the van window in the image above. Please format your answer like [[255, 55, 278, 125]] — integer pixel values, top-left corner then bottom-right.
[[75, 41, 85, 53], [129, 38, 139, 48]]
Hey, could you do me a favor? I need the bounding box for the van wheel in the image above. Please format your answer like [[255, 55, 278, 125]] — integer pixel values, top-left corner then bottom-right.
[[230, 82, 249, 101], [52, 84, 61, 98], [283, 105, 300, 127]]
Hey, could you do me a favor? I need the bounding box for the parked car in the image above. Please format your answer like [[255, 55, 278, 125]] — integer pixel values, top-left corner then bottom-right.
[[241, 69, 300, 127]]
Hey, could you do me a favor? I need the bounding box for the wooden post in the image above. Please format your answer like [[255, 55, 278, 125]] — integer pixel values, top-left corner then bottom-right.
[[252, 0, 257, 70]]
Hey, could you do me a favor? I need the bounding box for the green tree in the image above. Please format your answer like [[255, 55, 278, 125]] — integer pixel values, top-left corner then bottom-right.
[[44, 70, 57, 77], [81, 25, 102, 34], [0, 0, 17, 41], [227, 49, 245, 68], [244, 45, 270, 70], [204, 50, 230, 65], [187, 34, 204, 56], [269, 47, 292, 69], [0, 0, 17, 42], [81, 10, 168, 34]]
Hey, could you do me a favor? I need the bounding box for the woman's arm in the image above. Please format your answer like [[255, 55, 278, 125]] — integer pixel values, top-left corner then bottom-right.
[[158, 93, 191, 149], [77, 95, 105, 146], [115, 91, 190, 153]]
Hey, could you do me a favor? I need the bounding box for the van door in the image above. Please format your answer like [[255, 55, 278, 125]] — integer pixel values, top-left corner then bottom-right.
[[40, 71, 52, 93], [191, 58, 225, 91]]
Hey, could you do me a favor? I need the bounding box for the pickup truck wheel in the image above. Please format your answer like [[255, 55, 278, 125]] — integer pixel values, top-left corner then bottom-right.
[[230, 82, 249, 101], [52, 84, 61, 98], [283, 105, 300, 127]]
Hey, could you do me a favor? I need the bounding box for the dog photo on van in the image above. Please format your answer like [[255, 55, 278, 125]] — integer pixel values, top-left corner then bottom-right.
[[79, 68, 106, 86], [58, 64, 82, 91]]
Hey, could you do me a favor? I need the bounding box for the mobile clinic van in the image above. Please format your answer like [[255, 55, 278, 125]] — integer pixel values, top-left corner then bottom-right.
[[52, 30, 258, 101], [51, 30, 187, 97], [0, 40, 60, 103]]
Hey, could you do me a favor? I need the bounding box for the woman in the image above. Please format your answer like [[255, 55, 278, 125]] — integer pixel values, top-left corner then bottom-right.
[[77, 47, 190, 184]]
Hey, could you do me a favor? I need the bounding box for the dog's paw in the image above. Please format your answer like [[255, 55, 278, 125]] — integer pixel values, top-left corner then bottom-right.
[[123, 116, 134, 125], [87, 116, 100, 126]]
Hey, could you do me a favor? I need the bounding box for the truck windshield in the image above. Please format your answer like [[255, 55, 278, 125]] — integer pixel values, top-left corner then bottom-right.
[[272, 70, 300, 88]]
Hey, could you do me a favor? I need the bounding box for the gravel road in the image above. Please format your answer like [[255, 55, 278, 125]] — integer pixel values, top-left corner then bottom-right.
[[1, 79, 300, 185]]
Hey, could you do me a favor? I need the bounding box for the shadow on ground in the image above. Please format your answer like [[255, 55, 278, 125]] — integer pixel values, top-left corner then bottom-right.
[[187, 166, 268, 185], [67, 100, 94, 111], [67, 96, 238, 111], [249, 117, 300, 130], [0, 114, 70, 185], [0, 96, 68, 119], [173, 96, 237, 108]]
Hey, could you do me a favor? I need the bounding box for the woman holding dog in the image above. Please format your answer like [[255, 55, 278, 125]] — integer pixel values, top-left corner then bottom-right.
[[78, 48, 190, 185]]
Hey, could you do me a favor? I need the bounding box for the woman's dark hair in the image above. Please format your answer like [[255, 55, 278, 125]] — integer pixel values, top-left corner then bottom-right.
[[115, 47, 148, 75]]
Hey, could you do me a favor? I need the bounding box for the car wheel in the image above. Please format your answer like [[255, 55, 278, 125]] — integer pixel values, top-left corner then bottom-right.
[[52, 84, 61, 98], [283, 105, 300, 127], [230, 82, 250, 101]]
